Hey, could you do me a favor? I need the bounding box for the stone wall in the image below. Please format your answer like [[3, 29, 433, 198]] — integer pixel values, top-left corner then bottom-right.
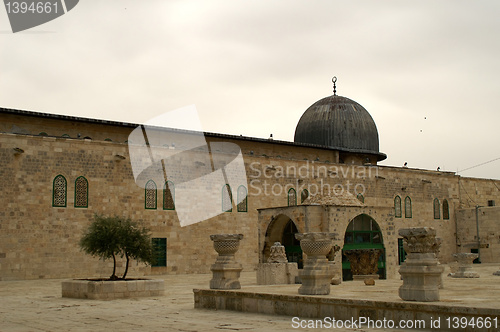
[[456, 206, 500, 263], [1, 113, 500, 280]]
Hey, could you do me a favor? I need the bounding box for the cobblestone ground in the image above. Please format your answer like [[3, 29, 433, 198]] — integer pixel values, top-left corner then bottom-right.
[[1, 264, 499, 331]]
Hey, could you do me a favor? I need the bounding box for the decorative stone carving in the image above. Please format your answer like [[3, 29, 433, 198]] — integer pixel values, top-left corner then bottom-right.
[[344, 248, 383, 283], [295, 232, 337, 295], [449, 253, 480, 278], [398, 227, 444, 302], [267, 242, 288, 263], [209, 234, 243, 289], [257, 242, 298, 285]]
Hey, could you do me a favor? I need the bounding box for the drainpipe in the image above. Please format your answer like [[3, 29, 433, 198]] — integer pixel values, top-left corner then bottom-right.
[[475, 205, 481, 263]]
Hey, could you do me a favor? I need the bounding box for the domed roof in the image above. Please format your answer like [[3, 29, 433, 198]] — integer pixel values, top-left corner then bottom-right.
[[294, 94, 386, 161]]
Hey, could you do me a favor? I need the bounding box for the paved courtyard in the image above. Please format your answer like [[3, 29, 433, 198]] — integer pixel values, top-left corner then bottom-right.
[[1, 264, 499, 331]]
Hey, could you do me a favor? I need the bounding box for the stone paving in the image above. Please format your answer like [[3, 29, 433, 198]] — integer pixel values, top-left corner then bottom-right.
[[1, 264, 500, 331]]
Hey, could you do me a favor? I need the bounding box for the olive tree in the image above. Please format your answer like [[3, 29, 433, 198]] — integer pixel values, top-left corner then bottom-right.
[[79, 215, 156, 280]]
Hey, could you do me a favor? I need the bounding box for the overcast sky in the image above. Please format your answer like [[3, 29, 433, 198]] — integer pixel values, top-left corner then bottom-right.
[[1, 1, 499, 180]]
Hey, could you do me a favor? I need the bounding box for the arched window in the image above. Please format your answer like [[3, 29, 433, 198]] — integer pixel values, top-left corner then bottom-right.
[[404, 196, 412, 218], [61, 134, 70, 138], [145, 180, 157, 209], [301, 189, 309, 204], [74, 176, 89, 208], [52, 175, 67, 207], [237, 185, 247, 212], [394, 196, 402, 218], [288, 188, 297, 206], [443, 199, 450, 220], [163, 181, 175, 210], [357, 193, 364, 203], [433, 198, 440, 219], [222, 184, 232, 212], [39, 132, 48, 136]]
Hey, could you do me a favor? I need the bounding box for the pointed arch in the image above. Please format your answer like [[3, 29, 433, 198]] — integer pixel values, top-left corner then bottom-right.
[[394, 195, 402, 218], [301, 189, 309, 204], [433, 198, 441, 219], [237, 185, 247, 212], [163, 181, 175, 210], [443, 199, 450, 220], [74, 176, 89, 208], [404, 196, 412, 218], [145, 180, 157, 209], [222, 184, 232, 212], [287, 188, 297, 207], [357, 193, 365, 203], [52, 174, 67, 207]]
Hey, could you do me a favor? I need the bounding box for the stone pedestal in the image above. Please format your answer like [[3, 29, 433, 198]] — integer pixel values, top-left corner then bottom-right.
[[257, 263, 298, 284], [398, 227, 444, 302], [257, 242, 298, 284], [449, 253, 479, 278], [209, 234, 243, 289], [344, 248, 383, 284], [295, 232, 337, 295]]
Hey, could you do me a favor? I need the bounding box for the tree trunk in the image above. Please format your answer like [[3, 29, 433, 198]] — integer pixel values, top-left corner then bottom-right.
[[122, 252, 130, 279], [110, 253, 118, 280]]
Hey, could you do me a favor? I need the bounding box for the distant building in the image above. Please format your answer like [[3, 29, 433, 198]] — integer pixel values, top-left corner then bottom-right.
[[1, 89, 498, 281]]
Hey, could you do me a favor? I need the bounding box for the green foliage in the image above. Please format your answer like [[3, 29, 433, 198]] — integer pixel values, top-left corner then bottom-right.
[[79, 215, 156, 280]]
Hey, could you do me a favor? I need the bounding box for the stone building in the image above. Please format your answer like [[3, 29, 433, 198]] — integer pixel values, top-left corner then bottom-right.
[[1, 90, 499, 281]]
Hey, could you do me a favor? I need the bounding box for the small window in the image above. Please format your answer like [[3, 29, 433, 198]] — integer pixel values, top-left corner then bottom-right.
[[104, 138, 112, 142], [301, 189, 309, 204], [357, 194, 364, 203], [222, 184, 232, 212], [52, 175, 67, 207], [145, 180, 157, 210], [74, 176, 89, 208], [163, 181, 175, 210], [433, 198, 440, 219], [443, 199, 449, 220], [237, 185, 247, 212], [404, 196, 412, 218], [39, 132, 48, 136], [394, 196, 402, 218], [152, 238, 167, 267], [288, 188, 297, 206], [61, 134, 70, 138]]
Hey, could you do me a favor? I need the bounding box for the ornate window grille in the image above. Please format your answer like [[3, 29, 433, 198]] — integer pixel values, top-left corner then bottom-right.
[[74, 176, 88, 208], [288, 188, 297, 206], [222, 184, 232, 212], [433, 198, 441, 219], [442, 199, 449, 220], [394, 196, 402, 218], [163, 181, 175, 210], [145, 180, 157, 210], [404, 196, 412, 218], [237, 185, 247, 212], [52, 175, 67, 207]]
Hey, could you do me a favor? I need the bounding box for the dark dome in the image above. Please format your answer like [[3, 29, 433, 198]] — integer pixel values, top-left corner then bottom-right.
[[294, 95, 386, 160]]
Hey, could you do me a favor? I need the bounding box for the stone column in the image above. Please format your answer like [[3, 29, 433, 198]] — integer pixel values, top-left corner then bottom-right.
[[209, 234, 244, 289], [398, 227, 444, 302], [344, 248, 383, 284], [449, 253, 480, 278], [295, 232, 337, 295]]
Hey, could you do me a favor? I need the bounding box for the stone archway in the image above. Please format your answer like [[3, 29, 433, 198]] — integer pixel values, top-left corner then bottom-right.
[[341, 214, 386, 281], [263, 214, 303, 268]]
